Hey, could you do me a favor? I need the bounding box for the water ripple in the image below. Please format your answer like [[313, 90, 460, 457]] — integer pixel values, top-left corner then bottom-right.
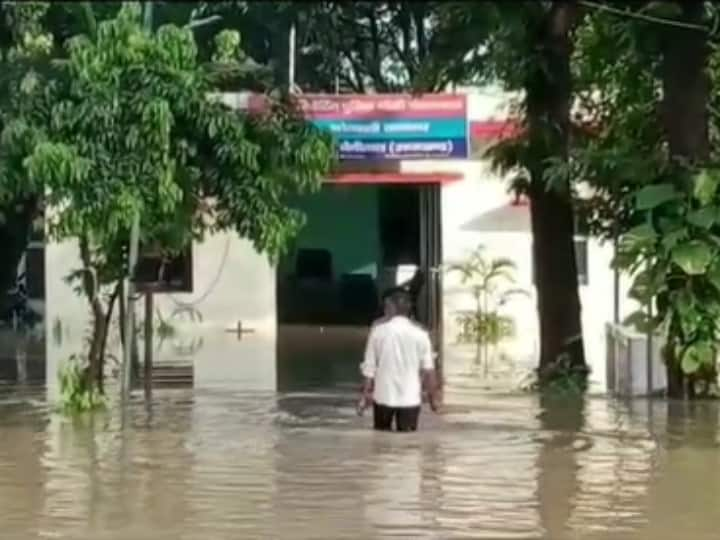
[[0, 388, 718, 539]]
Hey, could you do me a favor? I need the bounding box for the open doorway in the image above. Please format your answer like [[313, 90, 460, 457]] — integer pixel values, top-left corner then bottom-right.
[[276, 182, 441, 392]]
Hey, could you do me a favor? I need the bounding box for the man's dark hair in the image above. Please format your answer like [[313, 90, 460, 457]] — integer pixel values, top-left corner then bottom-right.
[[388, 288, 412, 317]]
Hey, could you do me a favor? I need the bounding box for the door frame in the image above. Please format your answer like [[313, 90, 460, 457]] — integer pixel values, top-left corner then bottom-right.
[[418, 183, 444, 376]]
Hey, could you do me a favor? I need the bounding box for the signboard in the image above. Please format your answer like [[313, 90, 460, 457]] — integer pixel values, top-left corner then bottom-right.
[[295, 94, 468, 161]]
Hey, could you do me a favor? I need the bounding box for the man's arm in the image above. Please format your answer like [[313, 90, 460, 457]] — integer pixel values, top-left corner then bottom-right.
[[422, 369, 442, 412], [419, 333, 441, 412], [358, 329, 378, 413]]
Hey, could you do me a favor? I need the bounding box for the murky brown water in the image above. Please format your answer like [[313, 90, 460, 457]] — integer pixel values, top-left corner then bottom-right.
[[1, 379, 719, 540], [0, 324, 717, 539]]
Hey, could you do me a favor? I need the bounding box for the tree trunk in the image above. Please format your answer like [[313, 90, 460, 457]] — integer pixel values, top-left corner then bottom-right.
[[660, 1, 709, 161], [659, 0, 710, 398], [144, 292, 154, 402], [272, 13, 292, 91], [78, 235, 106, 393], [525, 2, 586, 379], [98, 283, 121, 393], [131, 308, 140, 383], [88, 302, 108, 391]]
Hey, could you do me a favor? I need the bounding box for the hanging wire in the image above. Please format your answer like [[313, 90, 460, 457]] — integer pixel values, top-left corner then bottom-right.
[[579, 1, 709, 32], [168, 236, 231, 309]]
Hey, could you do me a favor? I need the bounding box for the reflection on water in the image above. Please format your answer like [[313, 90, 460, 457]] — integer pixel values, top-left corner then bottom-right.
[[2, 324, 720, 539], [1, 385, 719, 539], [276, 324, 366, 392]]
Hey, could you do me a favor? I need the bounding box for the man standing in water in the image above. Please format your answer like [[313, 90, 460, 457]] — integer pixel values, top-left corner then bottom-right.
[[357, 288, 441, 431]]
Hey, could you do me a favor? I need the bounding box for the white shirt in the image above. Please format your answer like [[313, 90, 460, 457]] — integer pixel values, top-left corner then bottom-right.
[[360, 316, 434, 408]]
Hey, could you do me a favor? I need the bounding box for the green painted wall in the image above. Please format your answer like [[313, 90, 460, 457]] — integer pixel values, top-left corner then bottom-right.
[[282, 185, 381, 279]]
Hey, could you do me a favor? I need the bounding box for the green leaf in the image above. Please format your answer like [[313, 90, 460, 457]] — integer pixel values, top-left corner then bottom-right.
[[668, 288, 709, 343], [634, 183, 679, 210], [657, 215, 685, 234], [661, 228, 688, 251], [686, 206, 718, 229], [625, 223, 656, 242], [643, 1, 683, 18], [708, 260, 720, 293], [681, 342, 714, 375], [628, 269, 662, 304], [693, 169, 720, 206], [673, 289, 696, 327], [623, 310, 658, 334], [671, 240, 714, 275]]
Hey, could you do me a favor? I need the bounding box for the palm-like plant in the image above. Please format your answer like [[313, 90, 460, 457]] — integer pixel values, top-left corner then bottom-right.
[[447, 245, 528, 375]]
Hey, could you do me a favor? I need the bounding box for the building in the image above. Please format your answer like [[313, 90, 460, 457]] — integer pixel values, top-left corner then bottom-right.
[[40, 88, 639, 396]]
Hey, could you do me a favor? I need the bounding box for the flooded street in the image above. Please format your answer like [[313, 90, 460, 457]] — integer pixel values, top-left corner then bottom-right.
[[1, 379, 720, 539], [0, 325, 717, 539]]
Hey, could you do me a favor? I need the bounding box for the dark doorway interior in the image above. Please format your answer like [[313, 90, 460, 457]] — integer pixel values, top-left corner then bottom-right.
[[276, 182, 440, 392], [379, 185, 420, 269], [277, 184, 425, 328]]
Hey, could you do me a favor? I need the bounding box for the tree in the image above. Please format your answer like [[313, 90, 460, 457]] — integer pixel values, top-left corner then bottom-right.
[[0, 0, 277, 311], [0, 1, 54, 311], [0, 3, 334, 401], [201, 1, 447, 93], [657, 1, 713, 397], [0, 1, 131, 313], [566, 2, 720, 398], [422, 2, 588, 386], [522, 2, 586, 383], [562, 2, 720, 399], [569, 5, 663, 241], [294, 1, 443, 92]]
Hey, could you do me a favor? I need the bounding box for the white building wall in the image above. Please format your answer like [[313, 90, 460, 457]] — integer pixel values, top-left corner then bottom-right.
[[439, 163, 538, 383], [45, 232, 276, 398], [44, 89, 638, 396], [45, 239, 91, 398], [151, 233, 277, 391]]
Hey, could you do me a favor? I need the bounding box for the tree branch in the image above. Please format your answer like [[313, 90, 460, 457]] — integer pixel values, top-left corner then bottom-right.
[[368, 6, 384, 85], [412, 3, 428, 63]]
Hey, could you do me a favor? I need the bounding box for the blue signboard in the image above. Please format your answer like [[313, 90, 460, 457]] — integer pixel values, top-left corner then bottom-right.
[[299, 94, 469, 161], [336, 139, 469, 160]]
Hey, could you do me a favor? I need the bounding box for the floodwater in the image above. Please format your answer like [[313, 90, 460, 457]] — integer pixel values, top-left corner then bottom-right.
[[2, 331, 720, 539]]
